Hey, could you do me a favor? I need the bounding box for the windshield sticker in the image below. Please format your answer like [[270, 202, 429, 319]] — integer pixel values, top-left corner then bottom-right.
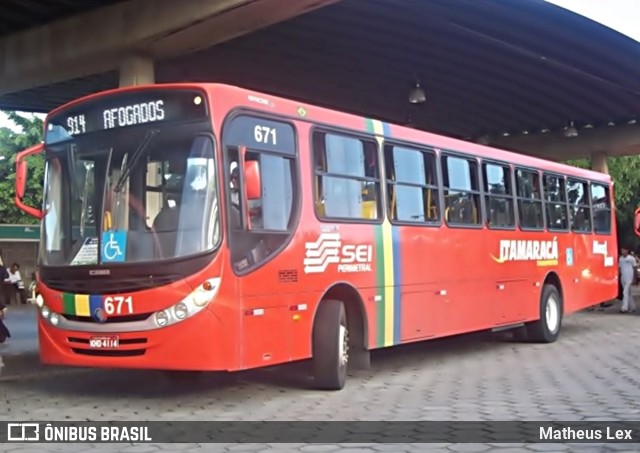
[[491, 238, 559, 267], [101, 231, 127, 263], [70, 237, 99, 266]]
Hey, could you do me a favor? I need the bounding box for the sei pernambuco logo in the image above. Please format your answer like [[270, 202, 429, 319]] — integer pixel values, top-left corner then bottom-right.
[[303, 232, 373, 274]]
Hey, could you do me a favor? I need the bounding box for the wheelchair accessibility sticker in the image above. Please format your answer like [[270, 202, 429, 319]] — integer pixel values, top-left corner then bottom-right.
[[101, 231, 127, 263]]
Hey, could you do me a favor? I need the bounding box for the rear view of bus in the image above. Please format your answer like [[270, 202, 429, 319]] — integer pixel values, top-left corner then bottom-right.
[[14, 86, 229, 371]]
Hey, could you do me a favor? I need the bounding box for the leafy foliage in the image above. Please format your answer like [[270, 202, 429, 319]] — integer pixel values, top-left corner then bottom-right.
[[0, 112, 44, 224]]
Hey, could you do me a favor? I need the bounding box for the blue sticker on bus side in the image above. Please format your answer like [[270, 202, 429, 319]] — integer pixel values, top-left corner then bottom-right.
[[566, 248, 574, 266], [101, 230, 127, 263]]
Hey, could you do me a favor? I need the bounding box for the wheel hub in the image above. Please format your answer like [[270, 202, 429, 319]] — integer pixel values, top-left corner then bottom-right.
[[338, 324, 349, 366], [546, 295, 559, 333]]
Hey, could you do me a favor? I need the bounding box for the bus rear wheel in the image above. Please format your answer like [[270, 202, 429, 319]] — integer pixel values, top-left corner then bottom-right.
[[312, 299, 348, 390], [527, 284, 562, 343]]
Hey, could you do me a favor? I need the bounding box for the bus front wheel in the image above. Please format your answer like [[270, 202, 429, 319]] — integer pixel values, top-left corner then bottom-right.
[[527, 284, 562, 343], [312, 299, 348, 390]]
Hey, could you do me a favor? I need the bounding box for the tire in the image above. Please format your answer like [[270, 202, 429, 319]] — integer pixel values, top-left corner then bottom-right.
[[527, 284, 562, 343], [312, 299, 348, 390]]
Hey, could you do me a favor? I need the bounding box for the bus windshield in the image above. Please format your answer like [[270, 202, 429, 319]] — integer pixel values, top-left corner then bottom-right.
[[41, 125, 220, 267]]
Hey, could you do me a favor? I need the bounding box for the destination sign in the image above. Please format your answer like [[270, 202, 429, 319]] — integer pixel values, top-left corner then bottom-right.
[[45, 89, 208, 144]]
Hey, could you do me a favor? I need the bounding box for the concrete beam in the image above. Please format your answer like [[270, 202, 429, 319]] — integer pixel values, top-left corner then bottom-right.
[[0, 0, 339, 96], [486, 123, 640, 161]]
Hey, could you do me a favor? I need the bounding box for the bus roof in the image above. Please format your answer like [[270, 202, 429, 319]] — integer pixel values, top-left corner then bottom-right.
[[45, 82, 612, 185], [207, 83, 611, 184]]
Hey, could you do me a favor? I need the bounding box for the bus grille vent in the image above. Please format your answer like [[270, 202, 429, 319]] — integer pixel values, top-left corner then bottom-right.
[[278, 269, 298, 283]]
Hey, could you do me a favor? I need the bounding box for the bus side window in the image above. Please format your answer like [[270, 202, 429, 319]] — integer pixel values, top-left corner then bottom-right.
[[312, 131, 380, 221], [516, 168, 544, 229], [441, 154, 481, 226], [567, 178, 592, 233], [384, 144, 439, 223], [482, 162, 514, 229], [591, 183, 612, 234], [543, 173, 568, 231]]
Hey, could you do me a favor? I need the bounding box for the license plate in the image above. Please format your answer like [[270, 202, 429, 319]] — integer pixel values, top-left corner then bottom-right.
[[89, 336, 119, 349]]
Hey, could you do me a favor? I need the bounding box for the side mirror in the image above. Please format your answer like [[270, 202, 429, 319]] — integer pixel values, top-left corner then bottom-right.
[[244, 160, 261, 200], [635, 208, 640, 238], [15, 143, 44, 219]]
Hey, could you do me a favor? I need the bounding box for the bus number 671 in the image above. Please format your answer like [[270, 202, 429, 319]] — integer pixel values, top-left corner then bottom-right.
[[104, 296, 134, 315]]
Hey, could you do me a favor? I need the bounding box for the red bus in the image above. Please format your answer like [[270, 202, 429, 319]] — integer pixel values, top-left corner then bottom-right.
[[15, 83, 617, 390]]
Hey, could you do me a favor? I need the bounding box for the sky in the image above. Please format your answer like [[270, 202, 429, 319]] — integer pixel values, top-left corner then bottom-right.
[[0, 0, 639, 132], [545, 0, 640, 42]]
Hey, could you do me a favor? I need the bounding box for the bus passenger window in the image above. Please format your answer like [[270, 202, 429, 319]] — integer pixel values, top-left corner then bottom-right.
[[313, 131, 380, 221], [441, 155, 481, 226], [543, 174, 568, 231], [515, 168, 544, 229], [567, 178, 592, 233], [384, 145, 439, 223], [482, 162, 514, 228], [591, 183, 612, 234]]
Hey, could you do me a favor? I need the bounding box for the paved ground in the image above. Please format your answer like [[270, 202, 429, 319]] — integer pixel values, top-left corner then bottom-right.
[[2, 296, 640, 452]]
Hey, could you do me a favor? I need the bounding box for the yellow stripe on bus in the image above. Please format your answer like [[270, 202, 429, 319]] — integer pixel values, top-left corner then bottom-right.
[[372, 119, 396, 347], [74, 294, 90, 317]]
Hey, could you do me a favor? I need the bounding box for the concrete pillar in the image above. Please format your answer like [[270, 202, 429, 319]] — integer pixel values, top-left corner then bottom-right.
[[119, 54, 155, 87], [118, 54, 156, 229], [591, 151, 608, 174]]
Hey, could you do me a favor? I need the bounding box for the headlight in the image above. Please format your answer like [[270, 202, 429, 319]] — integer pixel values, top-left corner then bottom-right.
[[40, 305, 51, 319], [153, 278, 221, 329], [35, 294, 44, 307], [155, 311, 169, 327], [173, 302, 188, 319], [49, 313, 60, 326]]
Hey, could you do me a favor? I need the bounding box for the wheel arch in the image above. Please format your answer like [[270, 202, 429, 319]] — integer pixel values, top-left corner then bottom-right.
[[312, 281, 369, 352], [542, 271, 564, 313]]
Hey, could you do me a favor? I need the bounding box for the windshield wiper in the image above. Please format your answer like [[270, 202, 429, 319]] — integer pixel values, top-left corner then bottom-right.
[[113, 129, 160, 193]]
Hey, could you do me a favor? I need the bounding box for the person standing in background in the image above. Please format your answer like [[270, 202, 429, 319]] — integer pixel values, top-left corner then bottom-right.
[[619, 247, 637, 313], [0, 257, 9, 305], [0, 299, 9, 343], [5, 263, 27, 305]]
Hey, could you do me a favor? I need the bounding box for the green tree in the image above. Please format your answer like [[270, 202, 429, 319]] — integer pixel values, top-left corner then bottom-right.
[[0, 111, 45, 224]]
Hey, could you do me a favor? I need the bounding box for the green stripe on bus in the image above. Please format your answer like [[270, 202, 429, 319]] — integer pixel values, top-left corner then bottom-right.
[[366, 117, 386, 347], [62, 293, 75, 315]]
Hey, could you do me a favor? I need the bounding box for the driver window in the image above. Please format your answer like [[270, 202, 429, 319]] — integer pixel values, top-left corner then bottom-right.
[[223, 115, 298, 274]]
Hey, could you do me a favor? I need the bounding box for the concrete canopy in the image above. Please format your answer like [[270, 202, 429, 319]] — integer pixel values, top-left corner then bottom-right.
[[1, 0, 639, 160]]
